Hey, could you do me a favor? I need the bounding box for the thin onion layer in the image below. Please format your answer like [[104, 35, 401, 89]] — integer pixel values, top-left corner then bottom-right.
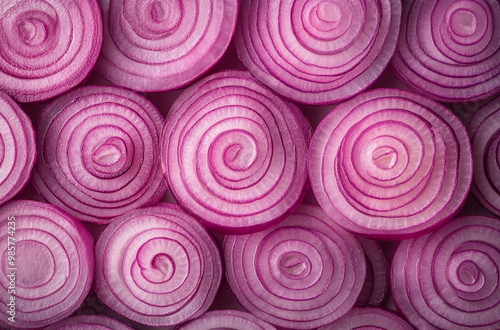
[[179, 310, 276, 330], [318, 307, 413, 330], [43, 315, 133, 330]]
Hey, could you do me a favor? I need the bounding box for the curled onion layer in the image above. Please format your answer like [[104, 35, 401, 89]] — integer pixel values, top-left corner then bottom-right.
[[96, 0, 238, 92], [224, 204, 366, 329], [0, 200, 94, 329], [309, 88, 473, 238], [467, 95, 500, 218], [0, 91, 36, 206], [43, 315, 133, 330], [235, 0, 401, 105], [318, 307, 414, 330], [94, 203, 222, 327], [391, 0, 500, 102], [0, 0, 102, 103], [162, 70, 311, 234], [392, 215, 500, 329], [32, 85, 167, 223], [179, 310, 277, 330]]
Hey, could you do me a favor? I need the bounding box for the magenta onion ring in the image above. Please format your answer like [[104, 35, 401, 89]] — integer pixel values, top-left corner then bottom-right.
[[309, 88, 473, 238], [179, 310, 276, 330], [224, 204, 366, 329], [318, 307, 413, 330], [162, 70, 311, 234], [0, 200, 94, 329], [43, 315, 133, 330]]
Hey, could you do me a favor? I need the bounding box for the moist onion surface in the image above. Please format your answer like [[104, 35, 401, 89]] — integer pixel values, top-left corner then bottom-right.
[[318, 307, 414, 330], [179, 309, 277, 330], [43, 314, 134, 330]]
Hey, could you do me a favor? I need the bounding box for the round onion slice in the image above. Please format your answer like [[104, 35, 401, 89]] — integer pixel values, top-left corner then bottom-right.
[[0, 200, 94, 329], [162, 70, 311, 234], [94, 203, 222, 327], [32, 85, 167, 223], [96, 0, 238, 92], [309, 88, 473, 238], [391, 0, 500, 102], [179, 310, 276, 330], [318, 307, 413, 330], [467, 95, 500, 218], [224, 204, 366, 329], [43, 315, 133, 330], [0, 0, 102, 103], [0, 91, 36, 206], [235, 0, 401, 105], [392, 215, 500, 329]]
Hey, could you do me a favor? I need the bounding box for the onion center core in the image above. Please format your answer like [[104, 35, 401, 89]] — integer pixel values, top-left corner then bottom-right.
[[450, 8, 477, 37], [371, 145, 398, 170], [317, 1, 342, 23], [15, 240, 54, 288], [457, 260, 480, 285], [17, 19, 47, 45], [279, 251, 310, 279], [216, 131, 257, 171]]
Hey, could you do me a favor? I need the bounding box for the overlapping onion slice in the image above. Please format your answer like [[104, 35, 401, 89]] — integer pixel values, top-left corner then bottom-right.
[[224, 204, 366, 329], [179, 310, 276, 330], [94, 203, 222, 327], [96, 0, 238, 92], [162, 70, 311, 234], [43, 315, 133, 330], [32, 86, 167, 223], [235, 0, 401, 105], [0, 92, 36, 206], [0, 200, 94, 329], [318, 307, 413, 330], [0, 0, 102, 103], [309, 88, 473, 238], [468, 95, 500, 218], [392, 215, 500, 329], [391, 0, 500, 102]]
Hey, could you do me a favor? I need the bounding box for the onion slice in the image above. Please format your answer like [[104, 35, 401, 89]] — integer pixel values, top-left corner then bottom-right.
[[318, 307, 413, 330], [43, 315, 133, 330], [179, 310, 276, 330]]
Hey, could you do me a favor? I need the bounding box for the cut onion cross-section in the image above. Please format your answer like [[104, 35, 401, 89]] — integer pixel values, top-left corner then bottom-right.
[[43, 315, 134, 330], [318, 307, 413, 330], [179, 310, 277, 330]]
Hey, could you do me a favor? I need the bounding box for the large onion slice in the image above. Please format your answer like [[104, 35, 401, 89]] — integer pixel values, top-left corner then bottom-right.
[[94, 203, 222, 327], [162, 70, 311, 234], [43, 315, 133, 330], [318, 307, 413, 330], [309, 88, 473, 238], [0, 200, 94, 329], [179, 310, 276, 330], [0, 0, 102, 103], [224, 204, 366, 329], [391, 215, 500, 329], [32, 85, 167, 223]]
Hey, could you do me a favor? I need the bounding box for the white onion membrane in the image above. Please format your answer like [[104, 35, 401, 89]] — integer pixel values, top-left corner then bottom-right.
[[467, 95, 500, 218], [309, 88, 472, 238], [392, 0, 500, 102], [162, 70, 311, 234], [235, 0, 401, 105], [0, 92, 36, 206], [224, 204, 366, 329], [179, 310, 277, 330], [96, 0, 238, 92], [94, 203, 222, 327], [43, 315, 133, 330], [392, 215, 500, 329], [0, 0, 102, 103], [318, 307, 413, 330], [0, 200, 94, 329], [32, 86, 167, 223]]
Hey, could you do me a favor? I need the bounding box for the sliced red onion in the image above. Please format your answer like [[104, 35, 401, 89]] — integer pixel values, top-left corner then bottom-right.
[[0, 200, 94, 329], [162, 70, 311, 234], [32, 85, 167, 223], [309, 88, 473, 238], [318, 307, 413, 330], [0, 0, 102, 103], [43, 315, 133, 330], [0, 91, 36, 206], [467, 95, 500, 218], [94, 203, 222, 327], [96, 0, 238, 92], [235, 0, 401, 105], [224, 204, 366, 329], [391, 215, 500, 329], [179, 310, 276, 330], [391, 0, 500, 102]]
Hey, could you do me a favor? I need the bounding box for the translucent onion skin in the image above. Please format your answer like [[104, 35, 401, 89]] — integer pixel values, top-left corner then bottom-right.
[[391, 0, 500, 103], [43, 315, 133, 330], [224, 204, 366, 329], [391, 215, 500, 329], [162, 70, 311, 234], [96, 0, 238, 92], [179, 310, 277, 330], [32, 85, 167, 223], [467, 95, 500, 218], [0, 0, 102, 103], [94, 203, 223, 327], [0, 200, 94, 329], [0, 91, 36, 206], [318, 307, 414, 330], [309, 88, 473, 239], [235, 0, 401, 105]]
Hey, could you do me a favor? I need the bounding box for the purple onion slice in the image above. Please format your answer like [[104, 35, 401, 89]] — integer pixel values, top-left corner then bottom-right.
[[43, 315, 133, 330], [179, 310, 276, 330], [318, 307, 413, 330]]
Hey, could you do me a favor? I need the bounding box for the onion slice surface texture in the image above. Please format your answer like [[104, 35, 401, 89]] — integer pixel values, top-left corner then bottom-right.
[[179, 309, 277, 330], [318, 307, 413, 330], [43, 314, 134, 330]]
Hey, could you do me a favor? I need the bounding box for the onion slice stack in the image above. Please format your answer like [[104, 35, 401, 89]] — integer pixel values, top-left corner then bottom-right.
[[309, 88, 473, 238], [391, 215, 500, 329], [391, 0, 500, 102], [43, 315, 133, 330], [224, 204, 366, 329], [162, 70, 311, 234], [96, 0, 238, 91], [318, 307, 413, 330], [32, 85, 167, 223], [179, 310, 276, 330], [0, 200, 94, 329], [94, 203, 222, 327]]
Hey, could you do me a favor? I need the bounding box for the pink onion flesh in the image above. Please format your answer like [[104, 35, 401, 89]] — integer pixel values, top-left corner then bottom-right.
[[179, 309, 276, 330], [43, 314, 133, 330], [318, 307, 413, 330]]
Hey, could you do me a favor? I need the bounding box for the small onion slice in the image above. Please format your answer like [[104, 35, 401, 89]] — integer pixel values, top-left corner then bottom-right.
[[179, 310, 276, 330], [224, 204, 366, 329], [43, 315, 133, 330], [318, 307, 413, 330]]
